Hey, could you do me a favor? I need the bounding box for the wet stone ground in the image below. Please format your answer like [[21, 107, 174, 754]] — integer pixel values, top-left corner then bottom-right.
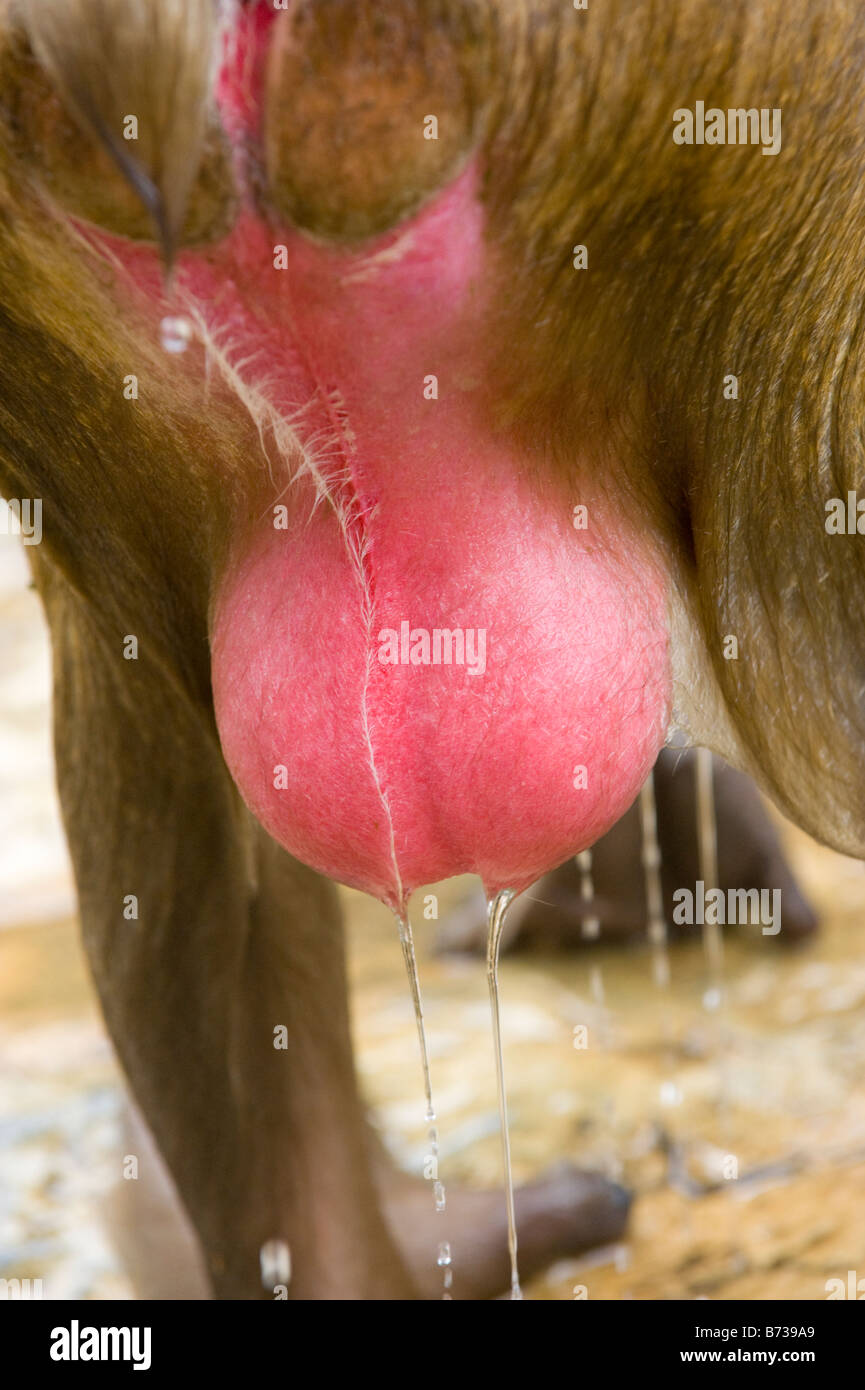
[[2, 535, 865, 1300], [346, 850, 865, 1302]]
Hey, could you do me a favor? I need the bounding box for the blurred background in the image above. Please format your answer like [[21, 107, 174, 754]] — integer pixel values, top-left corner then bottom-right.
[[3, 513, 865, 1300]]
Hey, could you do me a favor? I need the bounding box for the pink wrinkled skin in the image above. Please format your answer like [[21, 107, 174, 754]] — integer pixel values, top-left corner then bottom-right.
[[204, 172, 671, 909]]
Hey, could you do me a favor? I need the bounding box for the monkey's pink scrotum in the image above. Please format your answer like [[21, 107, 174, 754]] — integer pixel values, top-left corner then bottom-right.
[[204, 174, 671, 910]]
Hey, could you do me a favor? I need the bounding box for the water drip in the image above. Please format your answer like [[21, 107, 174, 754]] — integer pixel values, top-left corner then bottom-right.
[[395, 911, 451, 1292], [486, 887, 522, 1300], [695, 748, 724, 995], [259, 1238, 291, 1291], [159, 314, 194, 354], [576, 849, 601, 940], [639, 771, 670, 990]]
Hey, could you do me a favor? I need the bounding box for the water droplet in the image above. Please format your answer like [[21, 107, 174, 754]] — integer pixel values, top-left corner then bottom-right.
[[589, 965, 605, 1006], [424, 1103, 436, 1124], [160, 315, 193, 354], [437, 1241, 452, 1268], [660, 1080, 683, 1107], [434, 1180, 446, 1212], [576, 848, 601, 940], [259, 1238, 291, 1289], [652, 955, 671, 989], [427, 1125, 439, 1155]]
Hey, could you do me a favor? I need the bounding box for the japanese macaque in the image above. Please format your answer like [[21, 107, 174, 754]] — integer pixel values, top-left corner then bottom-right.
[[0, 0, 860, 1298]]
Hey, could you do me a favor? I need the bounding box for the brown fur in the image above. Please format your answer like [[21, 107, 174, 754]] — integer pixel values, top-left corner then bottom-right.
[[481, 0, 865, 855], [19, 0, 227, 258]]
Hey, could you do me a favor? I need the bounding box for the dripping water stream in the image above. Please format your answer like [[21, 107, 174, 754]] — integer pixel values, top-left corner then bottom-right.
[[694, 749, 734, 1169], [639, 771, 682, 1109], [576, 849, 600, 941], [576, 850, 620, 1182], [639, 772, 670, 992], [395, 911, 451, 1296], [640, 769, 692, 1246], [486, 887, 522, 1300], [696, 747, 724, 1004]]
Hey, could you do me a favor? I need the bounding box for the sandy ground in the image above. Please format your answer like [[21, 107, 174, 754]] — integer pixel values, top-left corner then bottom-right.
[[2, 529, 865, 1301]]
